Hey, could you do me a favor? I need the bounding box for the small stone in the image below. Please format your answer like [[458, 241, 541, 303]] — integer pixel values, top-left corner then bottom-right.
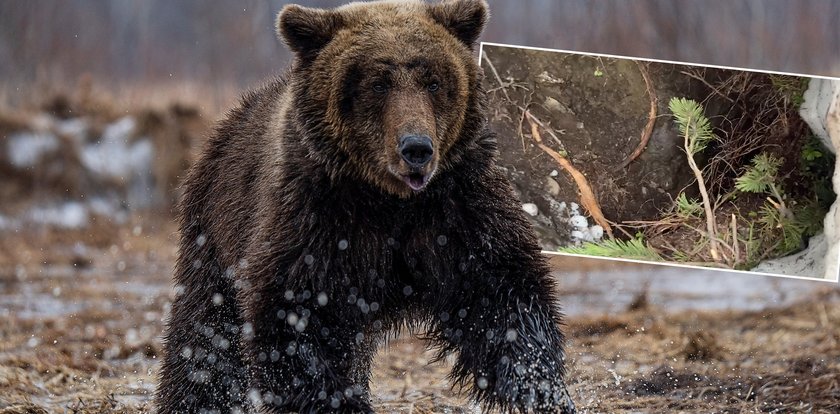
[[544, 96, 566, 113], [545, 178, 560, 196], [522, 203, 539, 217]]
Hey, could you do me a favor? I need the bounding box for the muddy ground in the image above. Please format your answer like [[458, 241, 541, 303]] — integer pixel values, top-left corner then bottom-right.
[[1, 220, 839, 414]]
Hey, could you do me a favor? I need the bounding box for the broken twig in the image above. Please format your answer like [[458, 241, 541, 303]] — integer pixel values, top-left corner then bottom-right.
[[615, 61, 657, 171]]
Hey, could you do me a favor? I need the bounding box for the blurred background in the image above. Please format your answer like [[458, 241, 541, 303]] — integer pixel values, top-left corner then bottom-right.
[[2, 0, 839, 111]]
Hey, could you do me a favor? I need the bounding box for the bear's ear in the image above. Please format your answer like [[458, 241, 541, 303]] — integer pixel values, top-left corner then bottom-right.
[[427, 0, 489, 49], [276, 4, 343, 57]]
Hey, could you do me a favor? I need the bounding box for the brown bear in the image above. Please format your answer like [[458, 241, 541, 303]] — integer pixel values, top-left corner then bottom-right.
[[155, 1, 576, 413]]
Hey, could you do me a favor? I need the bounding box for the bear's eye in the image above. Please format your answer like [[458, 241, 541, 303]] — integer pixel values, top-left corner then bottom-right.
[[372, 83, 388, 94], [427, 82, 439, 93]]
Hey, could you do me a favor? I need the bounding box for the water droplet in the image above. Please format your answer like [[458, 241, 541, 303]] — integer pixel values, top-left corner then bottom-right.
[[196, 234, 207, 246], [505, 329, 518, 342], [304, 254, 315, 266], [436, 235, 448, 246], [477, 376, 489, 389], [338, 239, 349, 250], [212, 293, 224, 306], [317, 292, 329, 306], [284, 290, 294, 301], [458, 308, 467, 318], [402, 285, 413, 296], [248, 388, 262, 406]]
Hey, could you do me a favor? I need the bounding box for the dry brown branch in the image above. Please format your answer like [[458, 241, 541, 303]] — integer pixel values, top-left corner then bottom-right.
[[605, 220, 637, 239], [526, 110, 613, 239], [522, 105, 566, 148], [616, 62, 657, 171]]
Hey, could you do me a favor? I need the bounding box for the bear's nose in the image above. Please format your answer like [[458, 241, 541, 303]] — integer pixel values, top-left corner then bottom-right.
[[399, 135, 434, 168]]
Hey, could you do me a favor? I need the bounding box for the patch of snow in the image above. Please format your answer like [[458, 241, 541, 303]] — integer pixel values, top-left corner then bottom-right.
[[0, 213, 18, 230], [89, 197, 128, 223], [54, 117, 89, 144], [569, 215, 589, 230], [80, 116, 153, 180], [28, 202, 89, 228], [7, 132, 59, 167], [750, 233, 828, 279], [589, 225, 604, 240]]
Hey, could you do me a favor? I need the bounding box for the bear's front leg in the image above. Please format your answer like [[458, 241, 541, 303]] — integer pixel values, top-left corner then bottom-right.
[[431, 266, 576, 413], [239, 278, 376, 414], [433, 169, 577, 413]]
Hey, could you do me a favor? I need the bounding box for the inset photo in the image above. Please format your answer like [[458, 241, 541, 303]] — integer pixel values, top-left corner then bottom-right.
[[479, 43, 840, 281]]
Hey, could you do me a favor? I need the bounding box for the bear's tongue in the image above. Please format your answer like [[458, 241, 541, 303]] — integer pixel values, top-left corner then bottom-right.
[[406, 173, 426, 191]]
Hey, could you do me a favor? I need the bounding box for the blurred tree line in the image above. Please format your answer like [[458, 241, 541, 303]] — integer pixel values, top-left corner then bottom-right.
[[1, 0, 838, 100]]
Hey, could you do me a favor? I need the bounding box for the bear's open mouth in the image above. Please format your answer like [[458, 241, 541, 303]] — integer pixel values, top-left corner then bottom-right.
[[402, 173, 428, 191]]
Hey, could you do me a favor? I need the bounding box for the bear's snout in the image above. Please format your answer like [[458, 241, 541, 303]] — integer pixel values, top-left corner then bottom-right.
[[399, 134, 434, 169]]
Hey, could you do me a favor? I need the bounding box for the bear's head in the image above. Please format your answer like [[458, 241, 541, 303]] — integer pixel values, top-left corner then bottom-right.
[[277, 0, 489, 198]]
